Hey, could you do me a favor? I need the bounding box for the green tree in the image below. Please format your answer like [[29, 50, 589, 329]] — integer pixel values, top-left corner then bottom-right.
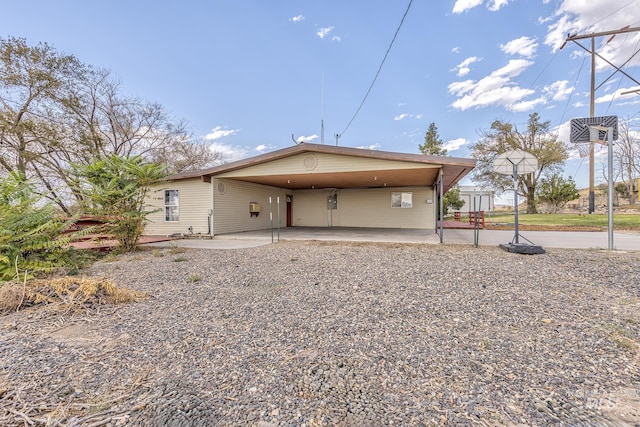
[[419, 122, 447, 156], [471, 113, 568, 214], [0, 173, 86, 282], [443, 186, 465, 214], [536, 174, 580, 213], [73, 155, 165, 252]]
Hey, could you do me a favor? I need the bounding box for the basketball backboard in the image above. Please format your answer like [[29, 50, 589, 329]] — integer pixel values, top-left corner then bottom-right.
[[493, 150, 538, 175]]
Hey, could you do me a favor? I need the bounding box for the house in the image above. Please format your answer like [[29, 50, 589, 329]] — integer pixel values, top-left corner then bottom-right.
[[457, 186, 495, 213], [144, 143, 476, 237]]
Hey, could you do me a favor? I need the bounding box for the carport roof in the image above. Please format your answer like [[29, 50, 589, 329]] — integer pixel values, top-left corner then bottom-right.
[[163, 143, 476, 192]]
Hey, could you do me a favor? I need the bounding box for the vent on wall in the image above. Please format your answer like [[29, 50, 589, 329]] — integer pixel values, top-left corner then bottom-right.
[[217, 182, 226, 194], [303, 155, 318, 170]]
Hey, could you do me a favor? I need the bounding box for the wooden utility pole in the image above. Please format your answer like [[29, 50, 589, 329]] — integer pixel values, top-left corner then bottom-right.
[[561, 26, 640, 214]]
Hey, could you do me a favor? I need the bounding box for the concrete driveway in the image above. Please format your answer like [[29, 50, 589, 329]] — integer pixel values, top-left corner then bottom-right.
[[142, 227, 640, 251], [442, 228, 640, 251]]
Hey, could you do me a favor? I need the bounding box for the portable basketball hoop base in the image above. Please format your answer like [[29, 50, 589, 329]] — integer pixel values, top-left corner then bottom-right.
[[493, 150, 545, 255], [499, 242, 545, 255]]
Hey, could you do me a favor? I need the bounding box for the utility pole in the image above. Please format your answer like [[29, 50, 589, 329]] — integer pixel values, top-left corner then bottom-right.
[[560, 26, 640, 214]]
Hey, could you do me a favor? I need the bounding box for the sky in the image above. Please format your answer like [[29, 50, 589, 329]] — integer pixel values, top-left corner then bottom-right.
[[2, 0, 640, 192]]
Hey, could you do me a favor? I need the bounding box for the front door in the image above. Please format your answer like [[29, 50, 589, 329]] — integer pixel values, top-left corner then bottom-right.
[[286, 195, 292, 227]]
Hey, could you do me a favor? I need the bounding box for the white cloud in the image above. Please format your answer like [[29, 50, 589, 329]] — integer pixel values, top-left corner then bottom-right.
[[543, 80, 573, 101], [509, 97, 546, 112], [289, 14, 305, 23], [545, 0, 640, 70], [332, 36, 341, 42], [296, 134, 318, 143], [452, 56, 482, 77], [487, 0, 509, 11], [452, 0, 483, 14], [594, 85, 640, 105], [444, 138, 468, 152], [255, 144, 275, 152], [205, 126, 240, 141], [500, 36, 538, 58], [316, 26, 334, 39], [452, 47, 460, 54], [356, 143, 381, 150], [448, 59, 535, 111], [394, 113, 423, 121], [208, 142, 248, 163]]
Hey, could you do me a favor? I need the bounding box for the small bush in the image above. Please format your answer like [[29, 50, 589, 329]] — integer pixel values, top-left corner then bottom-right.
[[1, 173, 95, 282], [0, 276, 148, 315], [168, 247, 187, 255], [188, 274, 202, 283]]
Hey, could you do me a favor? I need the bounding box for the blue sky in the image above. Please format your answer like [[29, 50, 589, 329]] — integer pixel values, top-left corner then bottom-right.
[[2, 0, 640, 190]]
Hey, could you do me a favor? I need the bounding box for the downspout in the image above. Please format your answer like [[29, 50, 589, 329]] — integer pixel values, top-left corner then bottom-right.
[[439, 169, 444, 243]]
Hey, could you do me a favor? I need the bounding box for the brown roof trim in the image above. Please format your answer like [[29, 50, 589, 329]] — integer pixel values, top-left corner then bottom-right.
[[163, 143, 476, 182]]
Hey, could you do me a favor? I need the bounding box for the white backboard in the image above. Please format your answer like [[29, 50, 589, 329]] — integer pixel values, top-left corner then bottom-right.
[[493, 150, 538, 175]]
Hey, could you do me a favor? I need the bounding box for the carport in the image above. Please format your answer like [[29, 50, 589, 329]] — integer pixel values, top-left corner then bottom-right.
[[145, 143, 476, 239]]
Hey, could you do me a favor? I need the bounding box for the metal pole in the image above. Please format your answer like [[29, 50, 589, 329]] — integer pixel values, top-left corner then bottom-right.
[[589, 36, 595, 214], [473, 197, 478, 247], [513, 165, 519, 244], [607, 128, 614, 250], [439, 171, 444, 243], [269, 197, 273, 243], [277, 196, 280, 242]]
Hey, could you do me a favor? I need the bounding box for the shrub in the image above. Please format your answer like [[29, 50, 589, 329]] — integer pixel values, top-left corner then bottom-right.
[[0, 173, 90, 282], [72, 155, 165, 252]]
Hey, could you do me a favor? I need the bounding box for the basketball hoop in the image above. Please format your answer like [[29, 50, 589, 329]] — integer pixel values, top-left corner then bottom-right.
[[492, 150, 544, 254], [576, 142, 590, 158]]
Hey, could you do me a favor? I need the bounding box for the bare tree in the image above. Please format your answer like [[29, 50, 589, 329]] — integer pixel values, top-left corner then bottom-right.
[[149, 136, 222, 174], [1, 37, 218, 212], [612, 117, 640, 205]]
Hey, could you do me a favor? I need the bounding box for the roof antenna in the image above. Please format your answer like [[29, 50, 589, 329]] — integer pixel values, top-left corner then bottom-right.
[[291, 134, 300, 145], [321, 73, 325, 144]]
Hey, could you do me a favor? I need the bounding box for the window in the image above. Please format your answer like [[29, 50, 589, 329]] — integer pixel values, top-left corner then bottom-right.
[[391, 192, 412, 208], [164, 190, 179, 221]]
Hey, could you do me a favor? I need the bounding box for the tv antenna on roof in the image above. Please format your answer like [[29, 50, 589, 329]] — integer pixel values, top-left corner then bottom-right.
[[493, 150, 545, 254]]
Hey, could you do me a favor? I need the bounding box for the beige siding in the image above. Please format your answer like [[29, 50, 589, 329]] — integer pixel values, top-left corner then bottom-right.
[[217, 152, 436, 178], [290, 190, 333, 226], [213, 179, 288, 235], [145, 178, 213, 236], [292, 187, 435, 229]]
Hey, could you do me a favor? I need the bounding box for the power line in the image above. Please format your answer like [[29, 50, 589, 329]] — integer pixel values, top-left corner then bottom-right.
[[337, 0, 413, 141], [591, 0, 638, 27], [557, 53, 587, 127]]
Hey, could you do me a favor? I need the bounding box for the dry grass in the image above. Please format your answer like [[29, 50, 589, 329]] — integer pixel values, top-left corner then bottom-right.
[[0, 276, 148, 315]]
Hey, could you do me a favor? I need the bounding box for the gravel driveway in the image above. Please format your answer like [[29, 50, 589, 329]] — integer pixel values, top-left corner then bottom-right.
[[1, 241, 639, 426]]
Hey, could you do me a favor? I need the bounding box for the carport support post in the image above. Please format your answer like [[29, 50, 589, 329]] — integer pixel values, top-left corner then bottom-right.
[[439, 170, 444, 243], [512, 163, 519, 244], [269, 197, 273, 243], [277, 196, 281, 242]]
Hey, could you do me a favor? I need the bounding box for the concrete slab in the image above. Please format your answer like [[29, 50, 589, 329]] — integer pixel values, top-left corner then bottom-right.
[[141, 227, 640, 251], [143, 238, 271, 250], [215, 227, 441, 244], [442, 228, 640, 251]]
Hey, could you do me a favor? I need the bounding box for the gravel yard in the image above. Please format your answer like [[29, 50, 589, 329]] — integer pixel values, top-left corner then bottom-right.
[[1, 241, 639, 426]]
